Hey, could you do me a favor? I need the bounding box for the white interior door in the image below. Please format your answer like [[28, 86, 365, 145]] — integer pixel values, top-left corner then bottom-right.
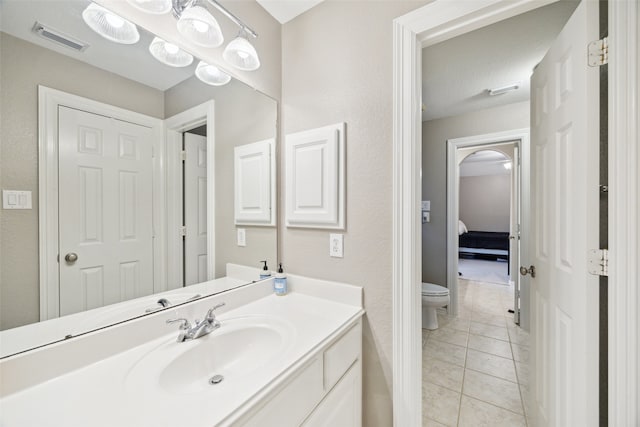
[[184, 132, 208, 285], [529, 1, 599, 425], [58, 106, 154, 316]]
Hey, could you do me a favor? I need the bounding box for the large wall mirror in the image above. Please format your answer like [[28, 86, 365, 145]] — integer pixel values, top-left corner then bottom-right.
[[0, 0, 278, 357]]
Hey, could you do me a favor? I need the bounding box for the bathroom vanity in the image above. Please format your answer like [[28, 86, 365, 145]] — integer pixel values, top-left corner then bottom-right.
[[0, 274, 364, 426]]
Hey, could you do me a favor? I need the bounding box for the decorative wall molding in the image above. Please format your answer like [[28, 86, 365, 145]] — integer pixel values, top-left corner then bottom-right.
[[285, 123, 345, 230]]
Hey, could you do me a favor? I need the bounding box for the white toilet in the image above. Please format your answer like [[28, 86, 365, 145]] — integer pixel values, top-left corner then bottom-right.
[[421, 282, 450, 330]]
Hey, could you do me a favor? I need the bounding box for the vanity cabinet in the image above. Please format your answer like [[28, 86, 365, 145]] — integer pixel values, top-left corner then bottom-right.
[[235, 319, 362, 427]]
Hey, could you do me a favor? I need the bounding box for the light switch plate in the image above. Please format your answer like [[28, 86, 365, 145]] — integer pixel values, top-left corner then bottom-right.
[[421, 200, 431, 211], [3, 190, 32, 209], [329, 234, 344, 258], [237, 228, 246, 247]]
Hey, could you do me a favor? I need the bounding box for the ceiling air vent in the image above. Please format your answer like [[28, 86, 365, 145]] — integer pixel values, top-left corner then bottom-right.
[[32, 22, 89, 52]]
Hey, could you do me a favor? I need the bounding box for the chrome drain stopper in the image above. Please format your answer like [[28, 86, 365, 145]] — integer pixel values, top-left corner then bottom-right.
[[209, 375, 224, 385]]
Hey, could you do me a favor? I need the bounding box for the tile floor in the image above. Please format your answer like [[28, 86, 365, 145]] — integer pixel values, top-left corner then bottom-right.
[[422, 278, 532, 427]]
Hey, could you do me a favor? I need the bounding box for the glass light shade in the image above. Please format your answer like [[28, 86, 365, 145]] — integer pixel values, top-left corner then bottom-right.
[[125, 0, 172, 14], [195, 61, 231, 86], [149, 37, 194, 67], [177, 6, 223, 48], [223, 35, 260, 71], [82, 3, 140, 44]]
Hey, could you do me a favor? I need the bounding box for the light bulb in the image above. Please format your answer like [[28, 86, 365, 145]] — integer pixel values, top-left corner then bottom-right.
[[148, 37, 193, 67], [237, 51, 249, 59], [164, 42, 179, 54], [193, 21, 209, 33], [105, 13, 124, 28]]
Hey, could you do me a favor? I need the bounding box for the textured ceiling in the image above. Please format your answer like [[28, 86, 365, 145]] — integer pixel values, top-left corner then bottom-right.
[[422, 0, 579, 122]]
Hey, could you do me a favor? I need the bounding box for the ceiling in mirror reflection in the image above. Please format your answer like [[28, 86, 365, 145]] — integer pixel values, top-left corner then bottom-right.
[[2, 0, 196, 90]]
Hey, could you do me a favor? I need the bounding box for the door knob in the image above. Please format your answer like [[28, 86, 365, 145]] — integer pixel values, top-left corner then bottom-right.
[[519, 265, 536, 278], [64, 253, 78, 263]]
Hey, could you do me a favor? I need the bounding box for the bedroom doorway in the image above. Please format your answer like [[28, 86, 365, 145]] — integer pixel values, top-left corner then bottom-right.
[[446, 129, 530, 329]]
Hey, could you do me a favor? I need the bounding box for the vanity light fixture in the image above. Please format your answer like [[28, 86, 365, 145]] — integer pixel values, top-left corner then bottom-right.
[[487, 83, 520, 96], [223, 31, 260, 71], [195, 61, 232, 86], [82, 3, 140, 45], [149, 37, 194, 67], [126, 0, 173, 15], [176, 4, 224, 48]]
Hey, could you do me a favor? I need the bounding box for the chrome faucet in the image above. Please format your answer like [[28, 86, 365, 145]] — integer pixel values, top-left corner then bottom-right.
[[167, 303, 226, 342]]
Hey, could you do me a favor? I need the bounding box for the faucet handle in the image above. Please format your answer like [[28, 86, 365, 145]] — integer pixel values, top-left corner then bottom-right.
[[205, 303, 226, 322], [166, 318, 190, 330]]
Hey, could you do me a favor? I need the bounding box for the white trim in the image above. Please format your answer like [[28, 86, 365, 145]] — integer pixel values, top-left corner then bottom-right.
[[164, 101, 216, 283], [445, 130, 529, 324], [392, 0, 640, 427], [608, 0, 639, 425], [38, 86, 163, 321]]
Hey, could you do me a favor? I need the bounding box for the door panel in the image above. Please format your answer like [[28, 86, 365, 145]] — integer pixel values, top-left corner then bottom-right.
[[58, 106, 154, 315], [184, 132, 208, 285], [529, 1, 599, 425]]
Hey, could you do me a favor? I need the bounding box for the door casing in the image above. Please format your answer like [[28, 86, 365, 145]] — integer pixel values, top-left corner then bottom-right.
[[392, 1, 640, 425]]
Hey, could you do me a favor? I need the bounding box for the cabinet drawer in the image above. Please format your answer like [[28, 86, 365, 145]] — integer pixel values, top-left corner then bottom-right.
[[239, 356, 323, 427], [323, 322, 361, 391]]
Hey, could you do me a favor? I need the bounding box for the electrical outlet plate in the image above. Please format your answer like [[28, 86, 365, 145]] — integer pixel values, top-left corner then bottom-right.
[[237, 228, 246, 247], [329, 233, 343, 258]]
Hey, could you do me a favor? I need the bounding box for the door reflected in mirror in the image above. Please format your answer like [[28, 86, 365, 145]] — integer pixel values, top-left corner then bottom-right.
[[0, 0, 277, 357]]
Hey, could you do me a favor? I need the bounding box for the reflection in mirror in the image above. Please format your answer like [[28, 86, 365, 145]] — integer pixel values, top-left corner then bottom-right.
[[0, 0, 277, 357]]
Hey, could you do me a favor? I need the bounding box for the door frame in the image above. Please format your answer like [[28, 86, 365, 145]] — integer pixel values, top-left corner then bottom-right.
[[446, 130, 529, 328], [392, 1, 639, 425], [164, 101, 215, 289], [38, 86, 164, 321]]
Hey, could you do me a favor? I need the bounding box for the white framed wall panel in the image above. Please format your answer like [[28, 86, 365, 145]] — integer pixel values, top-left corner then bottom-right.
[[285, 123, 345, 230], [234, 138, 276, 226]]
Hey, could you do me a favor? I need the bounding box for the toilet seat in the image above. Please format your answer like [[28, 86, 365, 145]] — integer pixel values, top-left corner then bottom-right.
[[421, 282, 449, 296]]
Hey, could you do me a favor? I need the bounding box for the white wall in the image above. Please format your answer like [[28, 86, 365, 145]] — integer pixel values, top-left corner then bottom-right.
[[281, 1, 428, 424]]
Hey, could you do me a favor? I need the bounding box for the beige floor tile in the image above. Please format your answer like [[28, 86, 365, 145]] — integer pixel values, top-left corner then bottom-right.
[[429, 327, 469, 347], [424, 338, 467, 367], [515, 361, 530, 386], [438, 316, 471, 332], [507, 325, 530, 345], [471, 311, 507, 327], [423, 357, 465, 392], [466, 349, 517, 382], [468, 334, 513, 359], [458, 395, 526, 427], [422, 417, 448, 427], [422, 381, 461, 426], [469, 322, 510, 341], [511, 343, 530, 363], [463, 369, 524, 414]]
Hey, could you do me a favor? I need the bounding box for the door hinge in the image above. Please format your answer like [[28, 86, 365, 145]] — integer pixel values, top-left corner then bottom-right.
[[180, 150, 187, 161], [588, 249, 609, 276], [179, 226, 187, 237], [588, 37, 608, 67]]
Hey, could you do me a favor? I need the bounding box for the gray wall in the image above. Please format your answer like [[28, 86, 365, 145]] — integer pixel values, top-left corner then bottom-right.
[[164, 77, 278, 278], [281, 1, 428, 424], [0, 33, 164, 330], [422, 101, 529, 286], [459, 174, 511, 232]]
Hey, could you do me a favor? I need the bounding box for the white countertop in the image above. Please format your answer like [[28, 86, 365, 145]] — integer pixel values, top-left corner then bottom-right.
[[0, 276, 363, 427]]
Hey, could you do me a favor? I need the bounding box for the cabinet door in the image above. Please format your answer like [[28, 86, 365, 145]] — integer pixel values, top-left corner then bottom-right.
[[302, 360, 362, 427]]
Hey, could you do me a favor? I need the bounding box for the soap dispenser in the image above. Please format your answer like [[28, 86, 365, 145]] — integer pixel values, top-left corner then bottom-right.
[[274, 263, 287, 296], [259, 261, 271, 280]]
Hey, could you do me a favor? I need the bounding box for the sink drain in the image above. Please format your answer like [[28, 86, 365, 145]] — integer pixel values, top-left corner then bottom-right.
[[209, 374, 224, 385]]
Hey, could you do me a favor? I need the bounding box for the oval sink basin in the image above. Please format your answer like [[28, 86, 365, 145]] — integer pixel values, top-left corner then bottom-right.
[[126, 315, 294, 395]]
